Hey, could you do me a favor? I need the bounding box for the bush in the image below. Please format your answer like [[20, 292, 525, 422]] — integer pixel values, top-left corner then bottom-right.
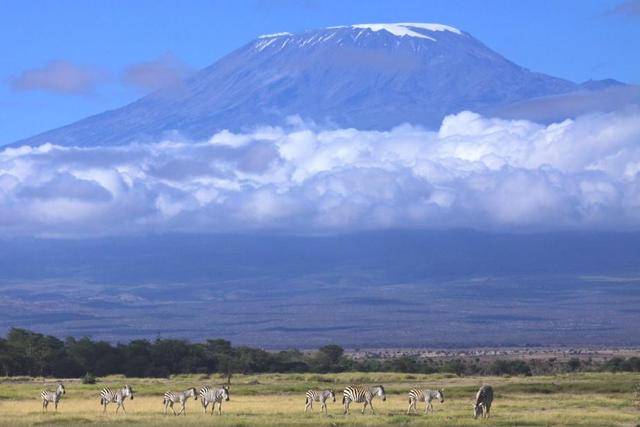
[[489, 359, 532, 376], [82, 372, 96, 384], [566, 357, 581, 372]]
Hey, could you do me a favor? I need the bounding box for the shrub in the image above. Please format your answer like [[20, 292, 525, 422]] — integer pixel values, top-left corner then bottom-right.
[[82, 372, 96, 384], [489, 360, 532, 376]]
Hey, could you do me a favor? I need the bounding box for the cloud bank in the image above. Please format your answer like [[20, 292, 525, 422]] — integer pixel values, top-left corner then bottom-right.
[[10, 60, 107, 96], [1, 109, 640, 237]]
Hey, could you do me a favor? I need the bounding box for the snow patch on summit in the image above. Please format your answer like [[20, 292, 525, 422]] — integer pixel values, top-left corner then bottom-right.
[[258, 32, 292, 39], [351, 23, 462, 39]]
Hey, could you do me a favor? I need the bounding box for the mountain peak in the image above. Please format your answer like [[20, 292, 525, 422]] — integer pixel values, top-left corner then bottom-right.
[[254, 22, 468, 52], [258, 22, 463, 42], [14, 22, 609, 148], [344, 22, 462, 39]]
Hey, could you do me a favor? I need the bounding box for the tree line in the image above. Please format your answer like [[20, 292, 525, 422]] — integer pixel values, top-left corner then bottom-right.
[[1, 328, 639, 378]]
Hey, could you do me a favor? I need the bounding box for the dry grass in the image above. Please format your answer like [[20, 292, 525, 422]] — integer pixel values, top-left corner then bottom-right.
[[0, 372, 639, 426]]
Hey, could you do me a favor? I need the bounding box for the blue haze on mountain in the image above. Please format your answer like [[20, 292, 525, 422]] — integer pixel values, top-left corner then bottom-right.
[[14, 23, 638, 147], [1, 231, 640, 346]]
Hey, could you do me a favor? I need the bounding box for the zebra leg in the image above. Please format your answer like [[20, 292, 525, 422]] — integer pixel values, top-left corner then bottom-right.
[[120, 401, 127, 414], [179, 401, 186, 415], [369, 401, 376, 415], [343, 400, 349, 415], [361, 401, 367, 414], [42, 400, 47, 413], [55, 400, 59, 411], [407, 400, 412, 414], [321, 401, 327, 413], [218, 402, 222, 415], [171, 402, 177, 416], [210, 402, 215, 415]]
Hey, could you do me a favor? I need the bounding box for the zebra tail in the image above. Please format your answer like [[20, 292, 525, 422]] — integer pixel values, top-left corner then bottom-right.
[[100, 397, 104, 405], [342, 395, 345, 404]]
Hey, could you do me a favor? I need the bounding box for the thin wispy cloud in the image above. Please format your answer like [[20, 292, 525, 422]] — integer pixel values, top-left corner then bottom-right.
[[1, 109, 639, 237], [609, 0, 640, 17], [122, 53, 193, 92], [10, 60, 108, 96]]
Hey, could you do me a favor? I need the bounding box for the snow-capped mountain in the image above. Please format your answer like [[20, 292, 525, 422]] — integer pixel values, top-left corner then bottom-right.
[[14, 23, 637, 147]]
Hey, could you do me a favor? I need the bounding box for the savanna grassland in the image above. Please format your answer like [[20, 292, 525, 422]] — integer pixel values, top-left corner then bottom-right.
[[0, 372, 639, 426]]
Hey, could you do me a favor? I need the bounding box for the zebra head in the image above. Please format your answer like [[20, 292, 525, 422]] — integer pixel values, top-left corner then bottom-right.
[[188, 387, 198, 400], [375, 385, 386, 401], [123, 384, 134, 400], [329, 389, 336, 402], [436, 389, 445, 403], [473, 402, 484, 419], [222, 386, 230, 401], [56, 383, 66, 395]]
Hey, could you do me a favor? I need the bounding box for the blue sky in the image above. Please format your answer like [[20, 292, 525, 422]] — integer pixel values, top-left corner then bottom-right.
[[0, 0, 639, 144]]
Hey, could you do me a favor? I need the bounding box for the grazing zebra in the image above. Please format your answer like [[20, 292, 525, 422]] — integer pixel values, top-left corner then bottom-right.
[[304, 389, 336, 413], [199, 386, 230, 415], [100, 385, 134, 414], [342, 385, 386, 415], [473, 385, 493, 419], [40, 383, 65, 412], [407, 388, 444, 414], [163, 387, 198, 415]]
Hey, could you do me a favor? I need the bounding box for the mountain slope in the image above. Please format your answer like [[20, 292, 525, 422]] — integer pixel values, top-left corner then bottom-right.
[[12, 23, 625, 147]]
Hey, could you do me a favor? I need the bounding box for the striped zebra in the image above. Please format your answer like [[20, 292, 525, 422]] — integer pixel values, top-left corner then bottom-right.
[[99, 385, 134, 414], [342, 385, 386, 415], [40, 383, 65, 412], [407, 388, 444, 414], [304, 389, 336, 413], [473, 385, 493, 419], [199, 386, 230, 415], [163, 387, 198, 415]]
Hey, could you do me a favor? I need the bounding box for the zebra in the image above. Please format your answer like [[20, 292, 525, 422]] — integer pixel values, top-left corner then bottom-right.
[[304, 389, 336, 413], [199, 385, 230, 415], [342, 385, 386, 415], [40, 383, 65, 412], [473, 385, 493, 419], [99, 385, 134, 414], [407, 388, 444, 414], [163, 387, 198, 415]]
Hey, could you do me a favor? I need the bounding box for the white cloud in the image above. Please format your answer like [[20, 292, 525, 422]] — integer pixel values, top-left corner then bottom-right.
[[1, 108, 640, 236], [10, 60, 107, 96], [122, 53, 192, 92]]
